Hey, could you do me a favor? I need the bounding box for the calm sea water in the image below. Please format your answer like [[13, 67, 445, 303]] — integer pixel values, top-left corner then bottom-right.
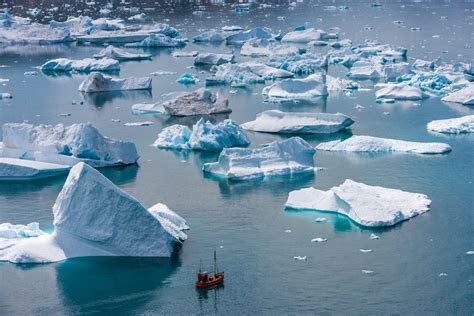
[[0, 0, 473, 314]]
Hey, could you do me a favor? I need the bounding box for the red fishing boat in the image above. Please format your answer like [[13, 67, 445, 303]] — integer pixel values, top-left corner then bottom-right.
[[195, 250, 224, 289]]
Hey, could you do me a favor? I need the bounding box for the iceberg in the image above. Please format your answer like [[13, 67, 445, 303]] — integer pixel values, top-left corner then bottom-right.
[[383, 62, 412, 80], [281, 28, 337, 43], [426, 115, 474, 134], [0, 222, 44, 239], [41, 58, 120, 72], [153, 118, 250, 151], [240, 38, 299, 57], [285, 179, 431, 227], [125, 34, 186, 48], [192, 30, 226, 42], [375, 83, 427, 100], [267, 53, 328, 75], [262, 73, 328, 102], [225, 27, 276, 45], [326, 76, 359, 91], [131, 102, 164, 114], [241, 110, 354, 134], [93, 45, 151, 61], [316, 136, 452, 154], [1, 122, 139, 167], [0, 163, 188, 263], [176, 73, 199, 85], [243, 62, 294, 79], [441, 85, 474, 105], [202, 137, 316, 180], [347, 61, 382, 80], [161, 88, 231, 116], [79, 72, 152, 93], [0, 158, 69, 181], [194, 53, 235, 66]]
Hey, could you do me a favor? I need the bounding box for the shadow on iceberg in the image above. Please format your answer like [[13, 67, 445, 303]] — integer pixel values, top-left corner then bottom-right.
[[82, 90, 153, 108]]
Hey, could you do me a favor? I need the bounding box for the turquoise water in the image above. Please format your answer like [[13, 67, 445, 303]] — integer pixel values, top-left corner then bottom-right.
[[0, 0, 473, 314]]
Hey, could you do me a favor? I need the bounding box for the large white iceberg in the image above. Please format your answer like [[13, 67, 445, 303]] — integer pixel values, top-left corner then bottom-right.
[[202, 137, 316, 180], [286, 179, 431, 227], [0, 122, 139, 167], [93, 45, 151, 61], [281, 28, 337, 43], [161, 88, 231, 116], [153, 118, 250, 151], [441, 85, 474, 105], [41, 58, 120, 72], [0, 163, 188, 263], [0, 158, 70, 181], [316, 136, 451, 154], [79, 72, 152, 93], [426, 115, 474, 134], [194, 53, 235, 66], [242, 110, 354, 134], [262, 73, 328, 102], [375, 83, 427, 100], [225, 27, 276, 45]]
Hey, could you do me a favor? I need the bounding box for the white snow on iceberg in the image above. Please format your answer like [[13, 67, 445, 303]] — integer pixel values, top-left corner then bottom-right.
[[316, 136, 452, 154], [262, 73, 328, 102], [426, 115, 474, 134], [194, 53, 235, 66], [93, 45, 151, 61], [206, 63, 292, 86], [225, 27, 277, 45], [375, 83, 427, 101], [0, 158, 69, 181], [79, 72, 152, 93], [125, 33, 186, 48], [0, 163, 188, 263], [193, 30, 226, 42], [0, 222, 44, 239], [203, 137, 316, 180], [161, 88, 231, 116], [286, 179, 431, 227], [281, 28, 337, 43], [241, 110, 354, 134], [441, 84, 474, 105], [41, 58, 120, 72]]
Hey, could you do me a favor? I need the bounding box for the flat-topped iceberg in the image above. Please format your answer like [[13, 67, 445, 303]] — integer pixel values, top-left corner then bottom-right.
[[153, 118, 250, 151], [0, 163, 188, 263], [203, 137, 316, 180], [0, 158, 70, 181], [41, 58, 119, 72], [192, 30, 226, 42], [194, 53, 235, 66], [242, 110, 354, 134], [316, 136, 451, 154], [240, 38, 299, 57], [161, 88, 231, 116], [1, 122, 139, 167], [93, 45, 151, 61], [286, 179, 431, 227], [262, 73, 328, 102], [427, 115, 474, 134], [441, 85, 474, 105], [347, 61, 382, 80], [226, 27, 277, 45], [281, 28, 337, 43], [375, 83, 427, 100], [125, 34, 186, 48], [79, 72, 152, 92]]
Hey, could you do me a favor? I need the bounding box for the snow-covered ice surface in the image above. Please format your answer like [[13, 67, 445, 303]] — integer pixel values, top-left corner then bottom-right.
[[161, 88, 231, 116], [192, 30, 226, 42], [0, 157, 69, 181], [375, 83, 427, 100], [125, 33, 186, 48], [286, 179, 431, 227], [281, 28, 336, 43], [427, 115, 474, 134], [241, 110, 354, 134], [41, 58, 120, 72], [194, 53, 235, 65], [262, 73, 328, 102], [0, 222, 44, 239], [79, 72, 152, 92], [0, 122, 139, 167], [93, 45, 151, 61], [441, 85, 474, 105], [225, 27, 277, 45], [203, 137, 316, 180], [316, 136, 452, 154], [0, 163, 187, 263]]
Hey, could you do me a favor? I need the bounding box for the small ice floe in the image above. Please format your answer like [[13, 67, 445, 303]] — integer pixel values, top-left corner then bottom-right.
[[438, 273, 448, 277], [284, 229, 292, 233], [281, 28, 337, 43], [383, 112, 391, 116], [241, 110, 354, 134], [153, 118, 250, 151], [0, 158, 69, 181], [240, 38, 299, 57], [192, 30, 226, 42], [294, 256, 307, 261], [0, 93, 12, 99], [150, 70, 177, 76], [58, 113, 71, 117], [311, 237, 327, 243], [203, 137, 315, 180], [124, 121, 154, 127], [131, 102, 164, 114], [194, 53, 235, 66], [314, 217, 327, 222], [375, 83, 428, 101], [24, 71, 38, 76], [427, 115, 474, 134], [111, 119, 121, 122], [93, 45, 151, 61], [176, 73, 199, 85], [41, 58, 120, 72], [441, 85, 474, 105], [125, 34, 186, 48], [262, 73, 328, 102], [206, 62, 292, 86], [286, 180, 431, 227], [160, 88, 230, 116], [315, 135, 452, 154], [361, 270, 374, 274], [0, 222, 44, 239], [79, 72, 152, 93], [360, 249, 373, 253], [377, 98, 395, 104], [172, 51, 199, 57], [226, 27, 277, 45], [369, 234, 380, 239], [466, 251, 474, 255], [355, 104, 365, 110]]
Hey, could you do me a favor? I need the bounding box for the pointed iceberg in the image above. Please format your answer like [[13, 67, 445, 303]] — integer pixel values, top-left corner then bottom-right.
[[79, 72, 152, 93]]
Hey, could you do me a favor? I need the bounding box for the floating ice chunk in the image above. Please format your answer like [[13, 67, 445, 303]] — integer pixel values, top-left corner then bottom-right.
[[206, 63, 263, 85], [24, 71, 38, 76], [124, 121, 154, 127], [240, 38, 299, 57], [242, 110, 354, 134], [194, 53, 235, 66], [314, 217, 328, 222], [327, 75, 359, 91], [369, 233, 380, 239], [0, 93, 12, 99], [438, 273, 448, 277], [153, 119, 250, 151], [243, 62, 294, 79], [0, 20, 74, 44], [262, 73, 328, 102], [267, 53, 328, 75], [426, 115, 474, 134], [128, 13, 150, 23], [150, 70, 177, 76], [286, 179, 431, 227], [293, 256, 307, 260], [131, 102, 165, 114], [347, 61, 382, 80], [383, 62, 412, 80], [125, 33, 186, 47], [161, 88, 230, 116], [172, 50, 198, 57], [316, 136, 451, 154], [193, 30, 226, 42], [330, 39, 352, 49], [222, 25, 243, 32], [79, 72, 152, 93], [225, 27, 276, 45], [284, 229, 292, 233], [361, 270, 374, 274], [0, 163, 187, 263], [412, 59, 435, 70], [176, 73, 199, 85], [311, 237, 327, 243], [281, 28, 337, 43], [0, 222, 44, 239], [203, 137, 316, 180], [93, 45, 151, 61], [1, 122, 139, 167], [0, 158, 69, 181], [375, 83, 427, 100], [441, 85, 474, 105], [41, 58, 120, 72], [466, 251, 474, 255], [360, 249, 373, 253]]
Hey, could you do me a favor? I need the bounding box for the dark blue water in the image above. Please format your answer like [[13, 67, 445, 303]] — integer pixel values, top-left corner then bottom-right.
[[0, 1, 473, 314]]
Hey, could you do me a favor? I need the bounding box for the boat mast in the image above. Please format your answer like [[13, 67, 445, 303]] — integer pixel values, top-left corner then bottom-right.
[[214, 249, 217, 274]]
